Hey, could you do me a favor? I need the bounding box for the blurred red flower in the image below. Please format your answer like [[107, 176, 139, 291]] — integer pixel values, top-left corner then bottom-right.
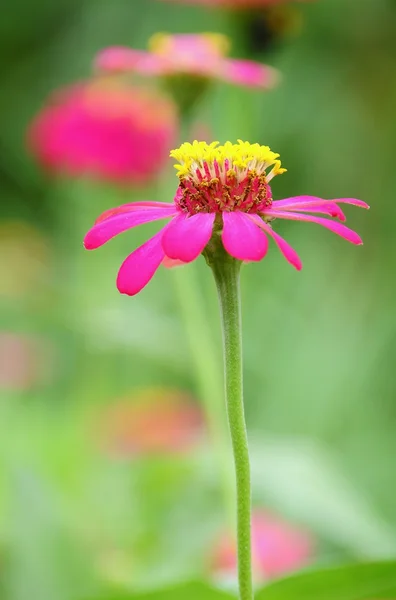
[[27, 79, 178, 185], [96, 388, 205, 457]]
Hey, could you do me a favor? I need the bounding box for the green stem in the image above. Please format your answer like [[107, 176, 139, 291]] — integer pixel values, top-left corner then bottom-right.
[[209, 248, 253, 600]]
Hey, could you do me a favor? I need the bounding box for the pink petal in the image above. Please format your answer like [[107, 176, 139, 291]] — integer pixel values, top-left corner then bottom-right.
[[293, 205, 346, 221], [94, 47, 161, 76], [272, 196, 369, 210], [125, 201, 175, 209], [222, 59, 280, 89], [247, 214, 302, 270], [265, 211, 363, 245], [161, 212, 215, 262], [84, 207, 176, 250], [116, 229, 166, 296], [95, 201, 175, 224], [269, 202, 346, 221], [222, 211, 269, 261], [162, 256, 187, 269], [335, 197, 370, 209], [95, 47, 145, 71]]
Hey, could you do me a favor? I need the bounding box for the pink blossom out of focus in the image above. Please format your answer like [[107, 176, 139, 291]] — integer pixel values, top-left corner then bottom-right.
[[0, 332, 51, 392], [97, 388, 205, 457], [213, 510, 314, 581], [95, 33, 279, 90], [27, 80, 178, 185]]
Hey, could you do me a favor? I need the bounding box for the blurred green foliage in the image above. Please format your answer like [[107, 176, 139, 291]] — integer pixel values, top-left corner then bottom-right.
[[1, 0, 396, 598], [88, 581, 237, 600], [256, 561, 396, 599]]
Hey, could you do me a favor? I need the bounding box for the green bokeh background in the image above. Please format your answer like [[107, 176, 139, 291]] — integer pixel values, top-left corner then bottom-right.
[[1, 0, 396, 599]]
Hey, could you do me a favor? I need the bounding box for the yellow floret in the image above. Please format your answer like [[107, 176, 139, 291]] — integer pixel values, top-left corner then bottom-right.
[[170, 140, 286, 179], [149, 33, 230, 57]]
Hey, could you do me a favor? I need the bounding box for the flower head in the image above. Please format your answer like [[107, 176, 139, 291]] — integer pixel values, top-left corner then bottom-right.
[[95, 33, 279, 90], [172, 140, 284, 214], [213, 509, 314, 582], [84, 140, 369, 296], [28, 79, 178, 185]]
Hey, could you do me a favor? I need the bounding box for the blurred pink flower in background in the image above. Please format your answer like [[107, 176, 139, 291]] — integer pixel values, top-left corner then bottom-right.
[[213, 509, 314, 582], [27, 79, 178, 185], [95, 33, 279, 89], [97, 388, 205, 457], [0, 332, 53, 392]]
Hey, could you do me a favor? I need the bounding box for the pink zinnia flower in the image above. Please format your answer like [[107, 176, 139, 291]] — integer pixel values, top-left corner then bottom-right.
[[95, 33, 278, 89], [213, 509, 314, 581], [84, 140, 368, 296], [27, 79, 178, 185], [96, 388, 204, 457]]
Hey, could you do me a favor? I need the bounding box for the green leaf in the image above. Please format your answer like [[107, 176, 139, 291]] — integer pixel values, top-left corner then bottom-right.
[[88, 581, 237, 600], [249, 439, 396, 558], [256, 561, 396, 600]]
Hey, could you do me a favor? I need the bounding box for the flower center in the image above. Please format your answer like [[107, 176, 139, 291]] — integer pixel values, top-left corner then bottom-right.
[[176, 170, 272, 214], [171, 140, 286, 215]]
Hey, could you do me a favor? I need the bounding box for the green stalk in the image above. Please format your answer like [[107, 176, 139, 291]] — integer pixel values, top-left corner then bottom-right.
[[208, 245, 253, 600]]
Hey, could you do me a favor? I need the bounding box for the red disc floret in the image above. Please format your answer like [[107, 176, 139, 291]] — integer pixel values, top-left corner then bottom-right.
[[175, 166, 273, 215]]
